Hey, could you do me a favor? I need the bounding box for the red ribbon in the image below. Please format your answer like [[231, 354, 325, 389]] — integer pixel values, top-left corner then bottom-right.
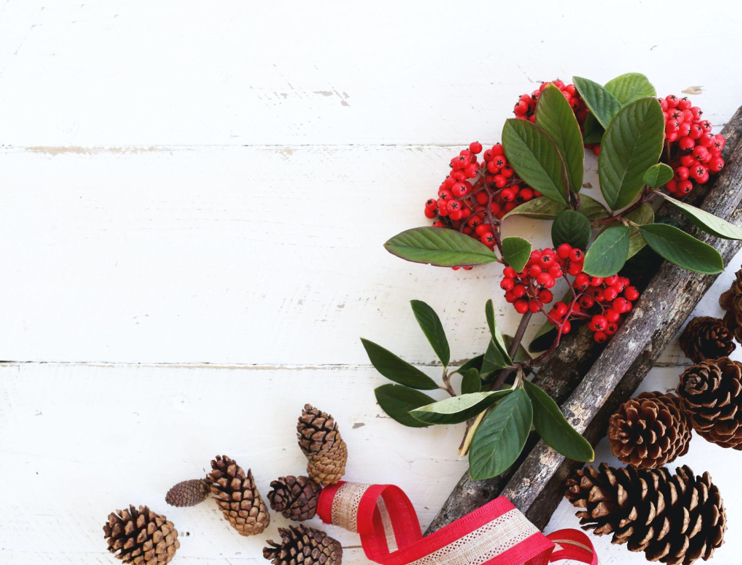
[[318, 482, 596, 565]]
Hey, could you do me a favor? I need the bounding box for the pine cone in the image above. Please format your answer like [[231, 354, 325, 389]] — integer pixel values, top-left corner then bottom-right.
[[679, 316, 735, 363], [206, 455, 270, 536], [166, 479, 210, 508], [565, 463, 726, 565], [677, 357, 742, 449], [268, 475, 322, 521], [720, 268, 742, 341], [608, 391, 691, 469], [263, 525, 342, 565], [103, 505, 180, 565], [297, 405, 347, 486]]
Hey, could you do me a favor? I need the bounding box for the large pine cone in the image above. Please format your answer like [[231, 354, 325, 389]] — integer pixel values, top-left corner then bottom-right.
[[268, 475, 322, 521], [166, 479, 210, 508], [103, 505, 180, 565], [677, 357, 742, 449], [566, 463, 726, 565], [297, 405, 347, 486], [608, 391, 691, 469], [679, 316, 736, 363], [206, 455, 270, 536], [720, 268, 742, 341], [263, 525, 342, 565]]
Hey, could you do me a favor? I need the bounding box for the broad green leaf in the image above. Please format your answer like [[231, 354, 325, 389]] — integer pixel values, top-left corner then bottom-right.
[[485, 299, 511, 362], [643, 163, 674, 188], [523, 380, 594, 462], [461, 368, 482, 394], [658, 194, 742, 240], [573, 76, 622, 129], [583, 226, 630, 277], [552, 210, 591, 250], [361, 338, 439, 390], [481, 339, 511, 374], [411, 390, 512, 425], [458, 354, 484, 374], [639, 224, 724, 274], [579, 194, 611, 221], [410, 300, 450, 367], [384, 227, 498, 267], [503, 197, 567, 220], [502, 237, 532, 273], [503, 334, 531, 363], [375, 384, 435, 428], [535, 84, 584, 193], [598, 97, 665, 210], [469, 389, 533, 480], [582, 113, 604, 144], [502, 119, 569, 204], [604, 72, 657, 104], [626, 204, 654, 259]]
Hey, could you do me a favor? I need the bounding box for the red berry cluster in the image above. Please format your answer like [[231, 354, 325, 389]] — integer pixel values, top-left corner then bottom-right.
[[500, 248, 568, 314], [513, 79, 589, 124], [660, 95, 726, 197]]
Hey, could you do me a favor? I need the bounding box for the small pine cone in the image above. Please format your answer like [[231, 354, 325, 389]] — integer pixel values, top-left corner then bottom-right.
[[263, 525, 342, 565], [677, 357, 742, 449], [206, 455, 270, 536], [166, 479, 210, 508], [268, 475, 322, 521], [720, 268, 742, 341], [565, 463, 726, 565], [297, 405, 347, 486], [679, 316, 736, 362], [103, 505, 180, 564]]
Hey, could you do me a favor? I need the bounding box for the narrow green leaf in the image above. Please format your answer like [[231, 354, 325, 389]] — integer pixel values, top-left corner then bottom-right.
[[658, 194, 742, 240], [598, 97, 665, 210], [639, 224, 724, 274], [361, 338, 439, 390], [502, 119, 569, 204], [502, 197, 567, 220], [604, 72, 657, 104], [643, 163, 674, 188], [469, 389, 533, 480], [480, 339, 510, 374], [535, 84, 585, 193], [485, 299, 511, 363], [578, 194, 611, 221], [552, 210, 591, 250], [411, 390, 512, 425], [626, 204, 654, 259], [502, 335, 531, 363], [573, 76, 622, 129], [502, 237, 532, 273], [461, 368, 482, 394], [410, 300, 450, 367], [582, 113, 604, 144], [583, 226, 630, 277], [523, 380, 594, 462], [374, 384, 435, 428], [384, 227, 498, 267]]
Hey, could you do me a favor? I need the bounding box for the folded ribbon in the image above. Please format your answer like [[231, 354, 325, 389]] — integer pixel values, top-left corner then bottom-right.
[[318, 482, 596, 565]]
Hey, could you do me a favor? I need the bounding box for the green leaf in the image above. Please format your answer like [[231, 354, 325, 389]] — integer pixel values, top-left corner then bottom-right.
[[573, 76, 622, 129], [523, 380, 594, 462], [411, 390, 512, 425], [503, 335, 531, 363], [361, 338, 439, 390], [643, 163, 674, 188], [583, 226, 630, 277], [598, 97, 665, 210], [469, 389, 533, 480], [502, 237, 532, 273], [502, 119, 569, 204], [481, 339, 511, 374], [458, 355, 484, 374], [461, 368, 482, 394], [604, 72, 657, 104], [374, 384, 435, 428], [639, 224, 724, 274], [502, 197, 567, 220], [410, 300, 450, 367], [579, 194, 611, 221], [582, 113, 604, 144], [535, 84, 585, 193], [485, 299, 511, 363], [658, 194, 742, 240], [552, 210, 591, 250], [384, 227, 498, 267], [626, 204, 654, 259]]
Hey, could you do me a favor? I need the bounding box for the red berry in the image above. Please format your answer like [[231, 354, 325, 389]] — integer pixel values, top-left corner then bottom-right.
[[539, 289, 553, 304], [529, 300, 541, 313], [594, 331, 608, 344], [560, 320, 572, 334], [557, 243, 573, 259], [624, 286, 640, 301], [514, 299, 529, 314], [569, 249, 584, 262], [469, 141, 482, 154], [591, 315, 608, 331]]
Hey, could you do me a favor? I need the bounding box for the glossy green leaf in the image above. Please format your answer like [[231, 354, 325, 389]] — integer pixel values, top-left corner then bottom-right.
[[658, 194, 742, 240], [502, 119, 569, 204], [598, 97, 665, 210], [411, 390, 512, 425], [639, 224, 724, 274], [375, 384, 435, 428], [461, 368, 482, 394], [582, 226, 630, 277], [469, 389, 533, 480], [480, 339, 511, 374], [384, 227, 498, 267], [643, 163, 674, 188], [523, 380, 594, 462], [604, 72, 657, 104], [503, 198, 568, 220], [410, 300, 450, 367], [626, 204, 654, 259], [535, 83, 585, 193], [582, 113, 604, 144], [552, 210, 591, 250], [502, 237, 532, 273], [361, 338, 439, 390], [573, 76, 622, 129], [485, 299, 511, 362], [579, 194, 611, 220]]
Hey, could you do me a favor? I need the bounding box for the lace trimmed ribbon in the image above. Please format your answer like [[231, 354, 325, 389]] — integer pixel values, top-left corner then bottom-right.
[[318, 482, 597, 565]]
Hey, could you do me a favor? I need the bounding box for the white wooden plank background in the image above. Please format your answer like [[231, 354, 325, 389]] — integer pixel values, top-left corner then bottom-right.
[[2, 1, 742, 564]]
